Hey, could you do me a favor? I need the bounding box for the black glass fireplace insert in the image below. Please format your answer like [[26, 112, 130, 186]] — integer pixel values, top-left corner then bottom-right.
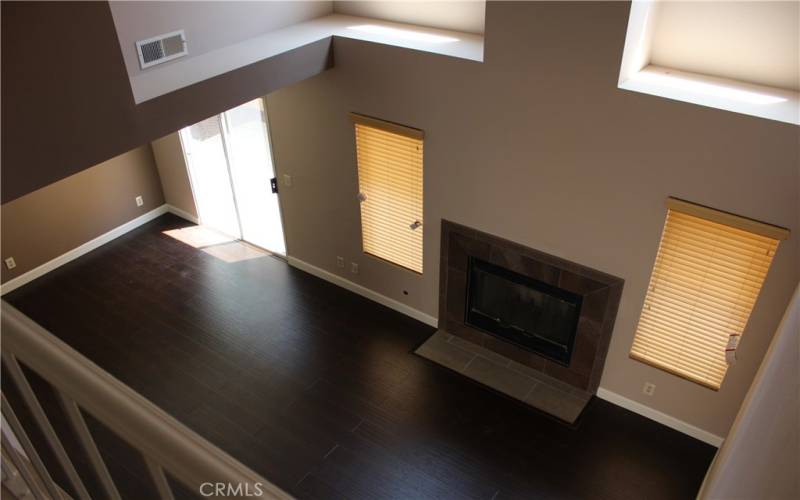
[[465, 257, 583, 365]]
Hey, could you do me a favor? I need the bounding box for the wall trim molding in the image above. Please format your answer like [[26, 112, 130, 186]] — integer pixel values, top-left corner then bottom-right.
[[597, 387, 724, 447], [286, 256, 438, 328], [166, 204, 199, 224], [1, 205, 169, 296], [286, 257, 724, 447]]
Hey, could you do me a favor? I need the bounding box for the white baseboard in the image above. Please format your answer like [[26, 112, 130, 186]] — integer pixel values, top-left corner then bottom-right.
[[1, 212, 723, 450], [597, 387, 724, 447], [286, 256, 438, 328], [1, 205, 169, 296], [166, 204, 199, 224], [287, 257, 723, 447]]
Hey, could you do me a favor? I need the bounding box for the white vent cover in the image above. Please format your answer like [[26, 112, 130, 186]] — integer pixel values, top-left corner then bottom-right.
[[136, 30, 187, 69]]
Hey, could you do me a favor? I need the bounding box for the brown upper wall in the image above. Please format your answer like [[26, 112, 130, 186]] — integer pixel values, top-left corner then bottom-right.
[[0, 1, 333, 203], [1, 145, 165, 284]]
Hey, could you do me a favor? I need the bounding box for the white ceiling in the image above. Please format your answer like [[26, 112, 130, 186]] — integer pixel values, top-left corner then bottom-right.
[[109, 1, 333, 77], [110, 1, 486, 80], [649, 1, 799, 91], [109, 0, 487, 103], [334, 1, 485, 34]]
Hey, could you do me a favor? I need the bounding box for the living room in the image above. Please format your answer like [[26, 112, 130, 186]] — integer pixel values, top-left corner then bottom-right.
[[1, 2, 797, 499]]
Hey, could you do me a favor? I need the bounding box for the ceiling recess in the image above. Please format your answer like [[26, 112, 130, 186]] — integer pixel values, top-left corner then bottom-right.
[[618, 1, 799, 125]]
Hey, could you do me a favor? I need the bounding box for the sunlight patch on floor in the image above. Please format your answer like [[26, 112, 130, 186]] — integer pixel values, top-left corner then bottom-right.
[[162, 226, 269, 263], [202, 241, 269, 263], [163, 225, 234, 248]]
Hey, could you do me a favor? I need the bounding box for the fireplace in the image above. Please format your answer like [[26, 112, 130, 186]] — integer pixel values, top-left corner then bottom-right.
[[439, 220, 624, 393], [466, 257, 582, 365]]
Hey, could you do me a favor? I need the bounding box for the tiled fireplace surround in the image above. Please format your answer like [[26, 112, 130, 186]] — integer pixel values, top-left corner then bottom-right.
[[437, 220, 624, 396]]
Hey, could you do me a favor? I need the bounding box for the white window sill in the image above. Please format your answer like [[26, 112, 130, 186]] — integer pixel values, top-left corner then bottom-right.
[[620, 65, 799, 126], [129, 14, 484, 104]]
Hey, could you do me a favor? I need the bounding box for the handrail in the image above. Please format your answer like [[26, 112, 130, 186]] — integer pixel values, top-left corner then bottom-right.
[[1, 300, 292, 499]]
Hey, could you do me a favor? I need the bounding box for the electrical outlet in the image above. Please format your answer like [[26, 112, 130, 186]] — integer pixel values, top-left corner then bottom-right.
[[4, 257, 16, 270], [135, 195, 144, 207], [643, 382, 656, 396], [336, 256, 345, 268], [283, 174, 292, 187], [350, 262, 359, 274]]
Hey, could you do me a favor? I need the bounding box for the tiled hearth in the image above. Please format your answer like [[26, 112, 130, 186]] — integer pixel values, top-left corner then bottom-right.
[[416, 330, 592, 423], [422, 220, 624, 422]]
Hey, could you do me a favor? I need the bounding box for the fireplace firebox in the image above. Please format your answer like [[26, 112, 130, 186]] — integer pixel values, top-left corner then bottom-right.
[[439, 220, 623, 393], [466, 258, 582, 365]]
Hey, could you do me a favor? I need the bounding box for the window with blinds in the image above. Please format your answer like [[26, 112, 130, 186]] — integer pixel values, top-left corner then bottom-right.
[[351, 113, 424, 274], [630, 198, 788, 390]]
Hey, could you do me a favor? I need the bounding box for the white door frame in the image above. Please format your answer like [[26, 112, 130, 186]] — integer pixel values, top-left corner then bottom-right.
[[178, 98, 288, 256]]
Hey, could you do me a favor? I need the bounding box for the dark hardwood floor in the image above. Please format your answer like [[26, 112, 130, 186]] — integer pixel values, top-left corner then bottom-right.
[[3, 214, 716, 499]]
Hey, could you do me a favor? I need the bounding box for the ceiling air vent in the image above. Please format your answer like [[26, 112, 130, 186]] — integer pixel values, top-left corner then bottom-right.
[[136, 30, 187, 69]]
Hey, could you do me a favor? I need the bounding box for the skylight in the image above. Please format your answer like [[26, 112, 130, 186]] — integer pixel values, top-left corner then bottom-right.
[[618, 0, 799, 125]]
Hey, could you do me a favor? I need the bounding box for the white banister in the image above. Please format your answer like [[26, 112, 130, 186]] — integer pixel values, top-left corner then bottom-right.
[[145, 457, 176, 500], [2, 431, 44, 498], [1, 300, 292, 499], [1, 448, 35, 499], [57, 393, 121, 500], [1, 393, 64, 499], [2, 352, 91, 499]]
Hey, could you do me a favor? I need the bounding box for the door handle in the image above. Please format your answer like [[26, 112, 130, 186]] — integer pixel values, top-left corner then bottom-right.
[[270, 177, 278, 194], [409, 221, 422, 230]]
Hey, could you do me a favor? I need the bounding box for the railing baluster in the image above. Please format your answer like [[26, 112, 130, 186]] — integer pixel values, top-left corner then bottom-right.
[[58, 393, 122, 500], [1, 393, 64, 499], [2, 439, 39, 498], [145, 457, 176, 500], [2, 301, 290, 500], [2, 353, 92, 500]]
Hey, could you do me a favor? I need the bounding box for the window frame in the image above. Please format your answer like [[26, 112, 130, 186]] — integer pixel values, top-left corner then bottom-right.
[[350, 113, 425, 274], [629, 197, 789, 390]]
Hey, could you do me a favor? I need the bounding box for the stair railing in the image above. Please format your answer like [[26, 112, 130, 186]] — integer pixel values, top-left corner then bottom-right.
[[1, 300, 291, 499]]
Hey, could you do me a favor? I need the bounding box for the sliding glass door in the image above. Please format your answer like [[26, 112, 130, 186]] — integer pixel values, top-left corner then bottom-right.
[[223, 99, 286, 254], [180, 116, 241, 240], [180, 98, 286, 255]]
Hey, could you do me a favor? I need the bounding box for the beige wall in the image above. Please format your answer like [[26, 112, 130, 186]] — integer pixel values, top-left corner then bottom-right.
[[152, 133, 198, 219], [265, 1, 799, 438], [1, 146, 165, 283], [700, 283, 799, 499]]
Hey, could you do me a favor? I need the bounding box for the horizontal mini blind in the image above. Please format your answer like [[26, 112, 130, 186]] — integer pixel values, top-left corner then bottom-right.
[[352, 114, 424, 273], [630, 198, 788, 390]]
